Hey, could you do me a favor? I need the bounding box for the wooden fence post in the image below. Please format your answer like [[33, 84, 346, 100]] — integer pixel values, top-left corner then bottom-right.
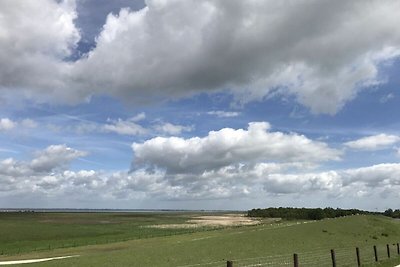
[[227, 260, 233, 267], [356, 247, 361, 267], [331, 249, 336, 267], [397, 243, 400, 255], [293, 253, 299, 267], [374, 245, 378, 262], [387, 244, 390, 258]]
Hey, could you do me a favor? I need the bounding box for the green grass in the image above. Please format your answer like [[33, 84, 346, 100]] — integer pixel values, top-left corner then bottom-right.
[[0, 213, 399, 266], [0, 211, 224, 255]]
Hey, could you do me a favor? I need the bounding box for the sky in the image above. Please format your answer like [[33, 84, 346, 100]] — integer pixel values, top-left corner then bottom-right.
[[0, 0, 400, 211]]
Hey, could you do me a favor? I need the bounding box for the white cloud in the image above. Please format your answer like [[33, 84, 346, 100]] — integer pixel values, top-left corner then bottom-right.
[[0, 158, 31, 178], [46, 113, 189, 137], [2, 1, 400, 113], [30, 144, 87, 172], [0, 0, 80, 102], [344, 133, 400, 150], [342, 163, 400, 187], [207, 111, 240, 118], [132, 122, 341, 174], [0, 118, 15, 131], [259, 163, 400, 197], [153, 122, 193, 135], [65, 170, 105, 190], [0, 145, 88, 193], [103, 118, 148, 136], [0, 118, 38, 132], [158, 162, 321, 199], [264, 171, 341, 194], [73, 0, 400, 114], [102, 114, 192, 136], [3, 157, 400, 203], [1, 143, 400, 204]]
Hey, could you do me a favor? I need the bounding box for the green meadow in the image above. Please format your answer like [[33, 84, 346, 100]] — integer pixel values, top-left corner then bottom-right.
[[0, 211, 223, 255], [0, 213, 399, 266]]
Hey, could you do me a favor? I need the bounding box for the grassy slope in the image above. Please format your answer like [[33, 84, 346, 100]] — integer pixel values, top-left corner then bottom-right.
[[0, 214, 399, 266]]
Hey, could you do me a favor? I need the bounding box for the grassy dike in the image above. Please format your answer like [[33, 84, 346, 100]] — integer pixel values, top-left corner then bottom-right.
[[0, 214, 399, 266]]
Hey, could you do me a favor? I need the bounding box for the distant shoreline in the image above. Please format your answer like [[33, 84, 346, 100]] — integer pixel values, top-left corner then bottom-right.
[[0, 208, 244, 213]]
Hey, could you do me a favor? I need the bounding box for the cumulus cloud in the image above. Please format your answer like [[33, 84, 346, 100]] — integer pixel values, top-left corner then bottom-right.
[[158, 162, 321, 199], [260, 163, 400, 197], [132, 122, 341, 174], [0, 158, 31, 178], [344, 133, 400, 150], [73, 0, 400, 114], [0, 144, 88, 193], [264, 171, 341, 195], [1, 124, 343, 201], [0, 0, 80, 102], [0, 159, 313, 200], [207, 111, 241, 118], [101, 113, 151, 136], [342, 163, 400, 187], [2, 154, 400, 203], [2, 1, 400, 113], [1, 142, 400, 203], [30, 144, 87, 172]]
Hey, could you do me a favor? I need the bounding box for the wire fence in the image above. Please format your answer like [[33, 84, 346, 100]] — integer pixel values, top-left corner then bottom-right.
[[238, 243, 399, 267], [180, 242, 400, 267]]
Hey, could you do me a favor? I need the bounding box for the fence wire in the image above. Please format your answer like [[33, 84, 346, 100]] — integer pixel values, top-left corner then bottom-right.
[[181, 243, 400, 267]]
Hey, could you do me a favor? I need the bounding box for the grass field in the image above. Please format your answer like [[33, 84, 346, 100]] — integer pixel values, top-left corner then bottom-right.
[[0, 213, 399, 266], [0, 211, 233, 255]]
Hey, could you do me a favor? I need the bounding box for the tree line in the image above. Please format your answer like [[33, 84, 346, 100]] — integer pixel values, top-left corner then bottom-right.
[[247, 207, 389, 220], [383, 209, 400, 218]]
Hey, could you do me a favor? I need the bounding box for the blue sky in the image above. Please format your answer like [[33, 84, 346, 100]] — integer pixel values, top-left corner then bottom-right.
[[0, 0, 400, 210]]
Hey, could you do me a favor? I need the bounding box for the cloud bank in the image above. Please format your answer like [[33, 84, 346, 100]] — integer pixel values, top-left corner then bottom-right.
[[1, 143, 399, 204]]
